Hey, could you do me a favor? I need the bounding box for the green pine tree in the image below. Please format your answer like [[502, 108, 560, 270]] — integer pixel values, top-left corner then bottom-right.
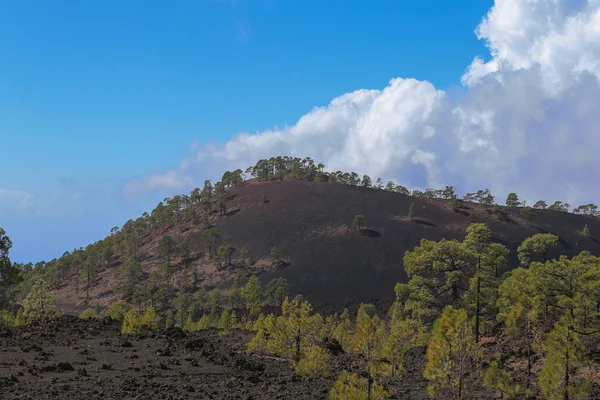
[[583, 224, 590, 237], [23, 279, 59, 322]]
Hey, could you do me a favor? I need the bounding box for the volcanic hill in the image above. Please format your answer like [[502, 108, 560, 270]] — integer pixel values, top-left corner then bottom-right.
[[49, 178, 600, 312]]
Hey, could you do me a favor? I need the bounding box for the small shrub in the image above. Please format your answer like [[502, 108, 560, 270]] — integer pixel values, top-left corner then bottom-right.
[[0, 310, 15, 327], [141, 306, 158, 331], [105, 300, 133, 322], [165, 310, 175, 329], [329, 370, 390, 400], [352, 214, 365, 231], [14, 308, 26, 327], [79, 308, 100, 320], [583, 224, 591, 237], [296, 345, 330, 377], [121, 309, 142, 335]]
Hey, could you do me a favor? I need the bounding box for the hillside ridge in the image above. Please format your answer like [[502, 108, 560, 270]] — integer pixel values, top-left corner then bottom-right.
[[39, 179, 600, 311], [9, 156, 600, 312]]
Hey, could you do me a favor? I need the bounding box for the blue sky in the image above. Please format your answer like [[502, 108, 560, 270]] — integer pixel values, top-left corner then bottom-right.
[[1, 0, 495, 262]]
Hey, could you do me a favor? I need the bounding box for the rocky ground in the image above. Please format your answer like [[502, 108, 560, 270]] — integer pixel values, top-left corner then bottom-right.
[[1, 316, 599, 399], [0, 317, 424, 400]]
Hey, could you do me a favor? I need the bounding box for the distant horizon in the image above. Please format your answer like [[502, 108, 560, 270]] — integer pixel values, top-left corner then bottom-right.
[[3, 0, 600, 263]]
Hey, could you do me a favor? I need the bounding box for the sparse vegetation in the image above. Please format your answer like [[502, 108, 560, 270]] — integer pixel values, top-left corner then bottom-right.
[[520, 206, 536, 222], [121, 308, 142, 335], [79, 308, 100, 319], [505, 192, 521, 208], [22, 279, 60, 322], [105, 300, 133, 322], [352, 214, 365, 231]]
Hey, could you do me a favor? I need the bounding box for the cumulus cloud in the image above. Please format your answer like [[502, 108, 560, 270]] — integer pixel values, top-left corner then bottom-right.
[[126, 0, 600, 207], [463, 0, 600, 91]]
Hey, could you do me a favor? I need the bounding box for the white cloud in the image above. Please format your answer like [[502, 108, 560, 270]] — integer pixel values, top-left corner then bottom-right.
[[123, 170, 193, 199], [125, 0, 600, 208], [464, 0, 600, 91]]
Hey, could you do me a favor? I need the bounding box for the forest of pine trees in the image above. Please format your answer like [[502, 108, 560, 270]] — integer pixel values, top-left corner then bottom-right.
[[2, 156, 600, 398], [4, 222, 600, 399]]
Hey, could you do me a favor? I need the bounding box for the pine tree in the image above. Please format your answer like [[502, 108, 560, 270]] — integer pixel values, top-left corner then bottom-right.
[[120, 257, 141, 300], [141, 306, 158, 331], [183, 315, 195, 331], [380, 319, 417, 377], [329, 370, 390, 400], [79, 308, 100, 319], [532, 251, 600, 333], [483, 361, 520, 400], [352, 305, 387, 398], [175, 288, 192, 328], [13, 307, 26, 327], [274, 298, 323, 362], [496, 267, 540, 392], [247, 328, 268, 354], [247, 298, 324, 366], [517, 233, 559, 265], [583, 224, 590, 237], [505, 192, 521, 207], [241, 275, 263, 318], [332, 308, 353, 353], [264, 277, 289, 306], [463, 223, 508, 343], [165, 310, 175, 329], [121, 309, 142, 335], [229, 310, 237, 329], [23, 279, 59, 322], [105, 300, 133, 322], [295, 345, 330, 377], [218, 309, 231, 330], [352, 214, 365, 231], [538, 316, 590, 400], [196, 314, 210, 330], [0, 309, 15, 327], [408, 202, 415, 221], [424, 306, 481, 400], [402, 238, 475, 321]]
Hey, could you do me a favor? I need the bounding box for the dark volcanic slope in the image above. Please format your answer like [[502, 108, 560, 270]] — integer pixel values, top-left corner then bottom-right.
[[190, 180, 600, 304]]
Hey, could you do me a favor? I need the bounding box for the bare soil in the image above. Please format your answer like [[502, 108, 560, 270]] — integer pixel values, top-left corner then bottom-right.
[[2, 317, 600, 399], [0, 317, 468, 400]]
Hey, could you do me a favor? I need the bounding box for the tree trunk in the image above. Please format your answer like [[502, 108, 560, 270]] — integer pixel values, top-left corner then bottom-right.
[[475, 255, 481, 344], [564, 346, 569, 400], [452, 284, 459, 302], [475, 276, 481, 344], [295, 329, 301, 362], [526, 315, 532, 393], [367, 364, 372, 400]]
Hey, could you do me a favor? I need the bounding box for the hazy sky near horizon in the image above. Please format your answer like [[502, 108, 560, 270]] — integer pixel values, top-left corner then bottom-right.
[[2, 0, 600, 263]]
